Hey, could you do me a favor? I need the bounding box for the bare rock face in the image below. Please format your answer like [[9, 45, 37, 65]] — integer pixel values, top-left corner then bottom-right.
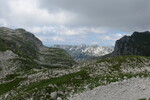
[[50, 92, 57, 99], [0, 50, 19, 78], [110, 31, 150, 57]]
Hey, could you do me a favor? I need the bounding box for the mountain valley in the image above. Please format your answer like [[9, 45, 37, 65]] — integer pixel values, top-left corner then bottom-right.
[[0, 27, 150, 100]]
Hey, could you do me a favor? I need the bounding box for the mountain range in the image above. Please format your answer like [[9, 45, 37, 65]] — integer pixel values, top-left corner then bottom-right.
[[53, 45, 113, 60]]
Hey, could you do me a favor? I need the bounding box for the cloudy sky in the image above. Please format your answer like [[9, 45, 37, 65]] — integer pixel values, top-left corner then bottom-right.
[[0, 0, 150, 46]]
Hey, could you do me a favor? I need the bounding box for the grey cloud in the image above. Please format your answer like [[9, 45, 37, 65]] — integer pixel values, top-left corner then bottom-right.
[[0, 0, 150, 32], [0, 0, 74, 28], [39, 0, 150, 31]]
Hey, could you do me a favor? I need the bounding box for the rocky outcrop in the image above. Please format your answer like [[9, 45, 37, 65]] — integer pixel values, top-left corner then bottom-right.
[[110, 31, 150, 57], [0, 50, 19, 79]]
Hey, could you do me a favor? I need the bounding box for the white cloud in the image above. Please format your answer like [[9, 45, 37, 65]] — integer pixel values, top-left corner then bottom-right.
[[40, 0, 150, 31], [27, 26, 57, 34], [116, 33, 123, 37], [0, 19, 7, 26], [100, 36, 115, 41], [0, 0, 133, 46], [36, 35, 65, 46], [37, 36, 48, 42], [51, 37, 65, 42], [37, 36, 64, 42], [90, 42, 100, 45], [27, 26, 107, 36], [99, 33, 126, 41], [90, 28, 107, 34], [63, 27, 107, 35], [0, 0, 75, 27]]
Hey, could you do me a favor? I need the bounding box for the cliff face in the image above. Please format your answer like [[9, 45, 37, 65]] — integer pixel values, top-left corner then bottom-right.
[[111, 31, 150, 56]]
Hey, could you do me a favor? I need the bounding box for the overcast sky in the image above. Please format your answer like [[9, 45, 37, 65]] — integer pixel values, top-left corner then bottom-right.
[[0, 0, 150, 46]]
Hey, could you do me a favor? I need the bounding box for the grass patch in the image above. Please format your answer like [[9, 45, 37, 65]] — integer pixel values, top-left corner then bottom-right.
[[0, 78, 25, 95], [96, 55, 149, 63], [8, 70, 90, 99], [25, 70, 89, 92], [0, 38, 10, 51], [138, 98, 150, 100], [3, 55, 150, 100], [5, 74, 20, 81]]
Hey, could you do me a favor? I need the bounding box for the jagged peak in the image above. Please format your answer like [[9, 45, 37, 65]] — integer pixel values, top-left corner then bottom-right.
[[117, 35, 130, 42], [131, 31, 150, 37]]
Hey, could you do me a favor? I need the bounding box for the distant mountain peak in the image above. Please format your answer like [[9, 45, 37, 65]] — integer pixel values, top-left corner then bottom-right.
[[53, 45, 114, 60]]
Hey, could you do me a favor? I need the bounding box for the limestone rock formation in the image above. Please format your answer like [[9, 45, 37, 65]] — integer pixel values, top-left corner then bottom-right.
[[110, 31, 150, 57]]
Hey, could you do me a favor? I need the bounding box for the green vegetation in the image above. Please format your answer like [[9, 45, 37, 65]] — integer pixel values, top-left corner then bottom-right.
[[0, 28, 75, 71], [0, 78, 25, 95], [13, 58, 40, 70], [38, 48, 76, 67], [19, 41, 37, 59], [0, 38, 10, 51], [1, 27, 150, 99], [5, 74, 20, 81], [0, 66, 2, 71], [87, 71, 150, 89], [26, 70, 88, 91], [96, 55, 150, 70], [138, 98, 150, 100], [97, 55, 149, 63], [8, 70, 90, 99], [6, 54, 150, 99], [80, 55, 150, 89], [3, 70, 150, 100]]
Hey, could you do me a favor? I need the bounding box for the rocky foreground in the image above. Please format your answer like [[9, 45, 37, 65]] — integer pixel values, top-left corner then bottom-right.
[[70, 78, 150, 100]]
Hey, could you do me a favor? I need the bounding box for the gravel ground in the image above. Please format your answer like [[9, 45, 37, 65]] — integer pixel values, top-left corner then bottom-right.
[[70, 78, 150, 100]]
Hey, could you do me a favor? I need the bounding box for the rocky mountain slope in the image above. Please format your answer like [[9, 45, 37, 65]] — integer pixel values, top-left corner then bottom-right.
[[110, 31, 150, 57], [69, 31, 150, 100], [1, 55, 150, 100], [53, 45, 113, 60], [69, 55, 150, 100], [0, 27, 75, 77]]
